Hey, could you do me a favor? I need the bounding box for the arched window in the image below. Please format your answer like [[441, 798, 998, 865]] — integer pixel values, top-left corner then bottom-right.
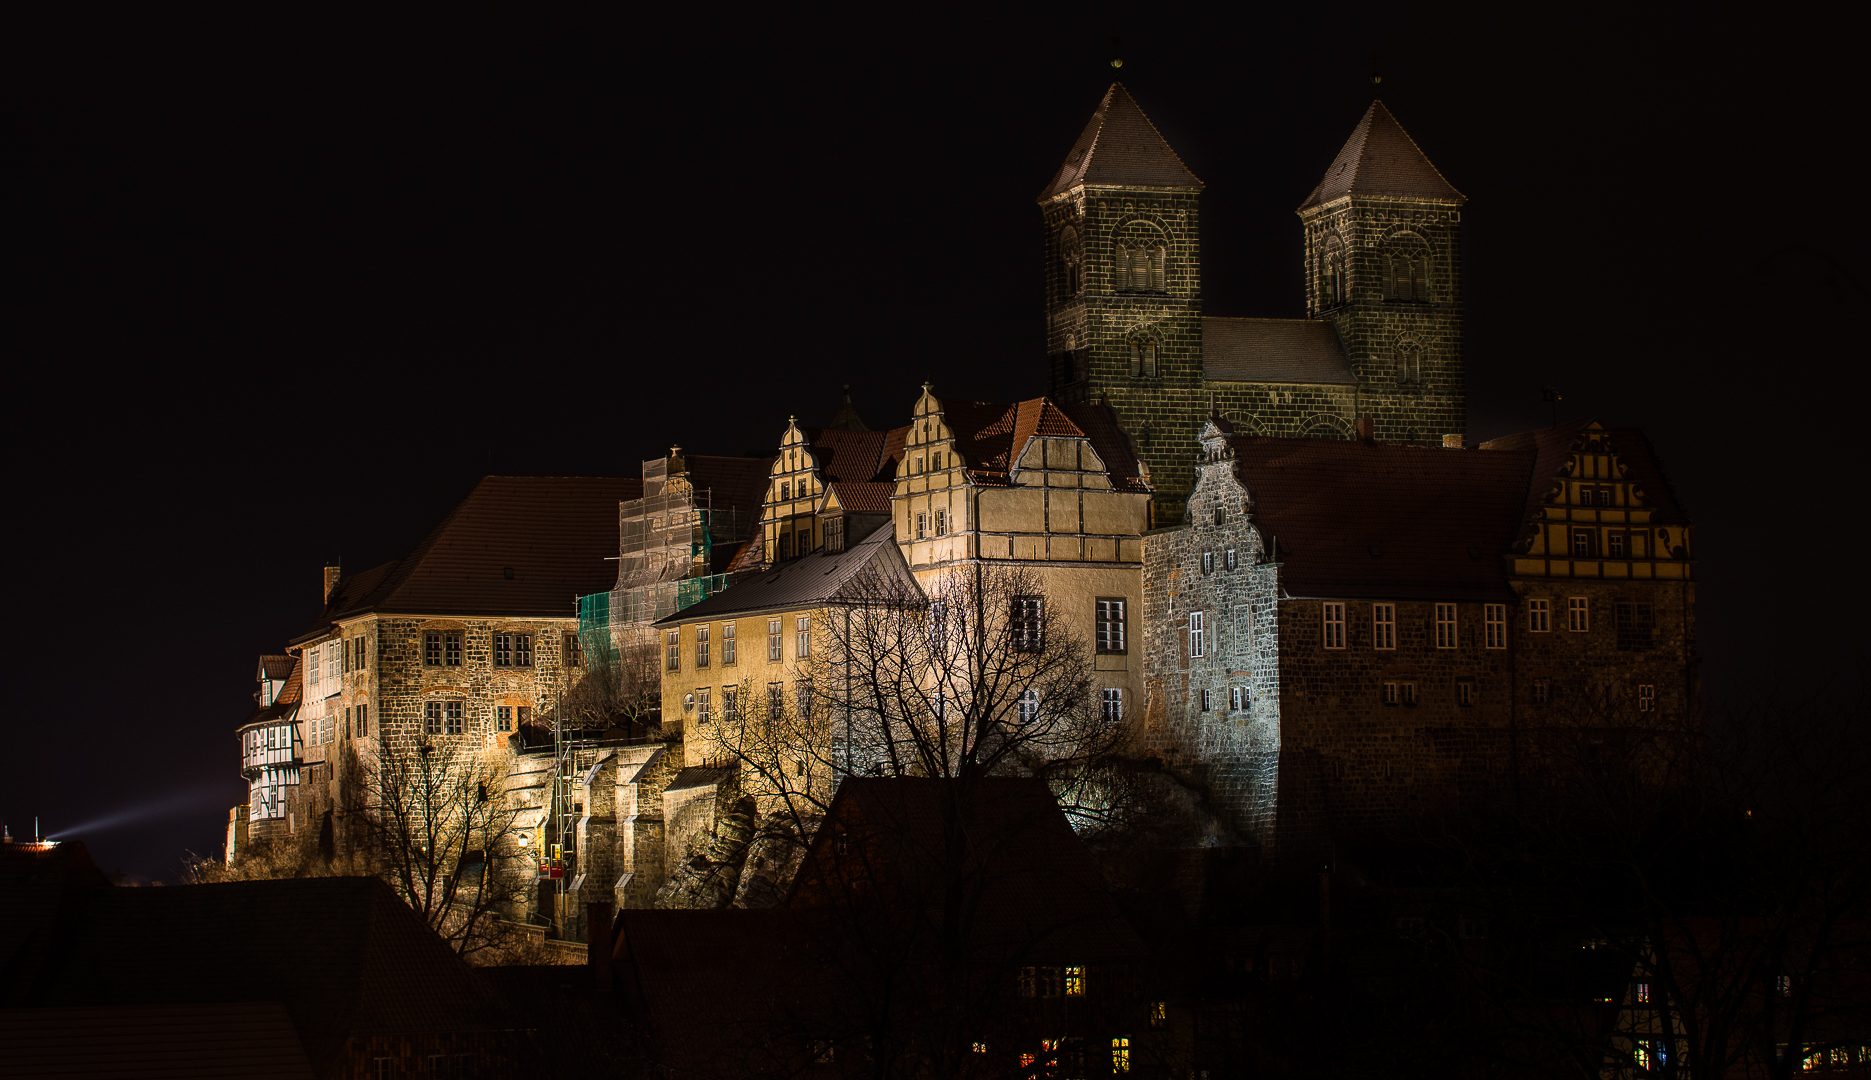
[[1397, 340, 1424, 384], [1386, 236, 1432, 302], [1059, 225, 1082, 295], [1129, 340, 1158, 378], [1116, 223, 1168, 292], [1321, 235, 1347, 308]]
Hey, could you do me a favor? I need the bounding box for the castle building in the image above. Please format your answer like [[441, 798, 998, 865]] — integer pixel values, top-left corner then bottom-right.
[[1142, 416, 1697, 853], [1041, 86, 1466, 517]]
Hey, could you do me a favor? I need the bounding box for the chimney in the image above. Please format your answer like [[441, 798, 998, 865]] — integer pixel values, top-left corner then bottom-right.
[[1355, 417, 1375, 441], [588, 902, 616, 990], [1442, 434, 1464, 449], [322, 565, 342, 604]]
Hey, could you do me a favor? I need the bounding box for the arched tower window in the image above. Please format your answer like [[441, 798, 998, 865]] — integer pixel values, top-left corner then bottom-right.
[[1129, 339, 1158, 378], [1116, 222, 1168, 292], [1320, 235, 1347, 309], [1396, 338, 1425, 384], [1385, 235, 1433, 302], [1059, 225, 1082, 295]]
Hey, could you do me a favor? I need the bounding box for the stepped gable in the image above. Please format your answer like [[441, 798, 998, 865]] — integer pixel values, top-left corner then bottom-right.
[[1203, 317, 1358, 386], [1298, 100, 1464, 211], [300, 475, 640, 640], [940, 397, 1147, 492], [1229, 435, 1535, 601], [1039, 82, 1203, 199], [1479, 421, 1692, 536]]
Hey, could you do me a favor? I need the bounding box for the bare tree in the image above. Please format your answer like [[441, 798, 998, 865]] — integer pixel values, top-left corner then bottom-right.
[[358, 737, 534, 962], [562, 638, 662, 738]]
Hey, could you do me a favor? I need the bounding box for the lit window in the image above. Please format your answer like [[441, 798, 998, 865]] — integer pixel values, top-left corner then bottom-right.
[[723, 623, 736, 665], [1018, 688, 1040, 723], [1373, 604, 1396, 649], [695, 626, 710, 668], [1568, 597, 1590, 632], [1457, 680, 1475, 706], [1638, 684, 1656, 712], [1189, 610, 1205, 657], [1484, 603, 1507, 649], [768, 618, 783, 661], [1636, 982, 1650, 1003], [1065, 966, 1085, 996], [1101, 688, 1123, 723], [1435, 603, 1458, 649], [796, 616, 810, 658], [1112, 1036, 1131, 1073], [1149, 1001, 1166, 1028], [1529, 598, 1551, 633], [667, 630, 680, 671], [1323, 602, 1345, 649], [972, 1043, 987, 1055], [1096, 598, 1127, 653]]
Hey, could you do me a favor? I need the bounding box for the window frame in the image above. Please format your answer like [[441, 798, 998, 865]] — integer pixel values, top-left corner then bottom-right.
[[722, 622, 737, 665], [1457, 680, 1475, 707], [796, 615, 810, 658], [666, 630, 681, 671], [695, 625, 710, 668], [1572, 528, 1597, 558], [934, 508, 948, 536], [1372, 604, 1397, 649], [767, 618, 783, 662], [1484, 603, 1507, 649], [1322, 602, 1346, 649], [1101, 687, 1123, 723], [1010, 596, 1045, 652], [1529, 598, 1551, 633], [1017, 687, 1040, 723], [1188, 610, 1205, 658], [1638, 684, 1656, 712], [1568, 596, 1591, 632], [1434, 603, 1458, 649], [1095, 598, 1128, 654]]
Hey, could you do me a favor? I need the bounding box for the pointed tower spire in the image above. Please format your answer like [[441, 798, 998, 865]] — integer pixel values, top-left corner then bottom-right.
[[1298, 101, 1463, 211], [1039, 83, 1203, 199]]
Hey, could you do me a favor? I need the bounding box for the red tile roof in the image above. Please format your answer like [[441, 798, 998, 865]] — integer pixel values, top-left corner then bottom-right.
[[1039, 82, 1203, 199], [802, 426, 909, 484], [827, 481, 892, 514], [1230, 435, 1534, 601], [1298, 100, 1464, 211], [306, 475, 640, 638], [1203, 317, 1358, 386], [940, 397, 1147, 492], [258, 654, 295, 682]]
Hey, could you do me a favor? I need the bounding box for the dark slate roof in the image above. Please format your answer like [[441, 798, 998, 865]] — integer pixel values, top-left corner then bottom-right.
[[1298, 100, 1464, 211], [1476, 419, 1593, 531], [1229, 436, 1535, 601], [653, 523, 917, 625], [0, 1002, 316, 1079], [303, 475, 640, 639], [940, 397, 1148, 493], [790, 777, 1149, 964], [682, 455, 775, 530], [1202, 318, 1358, 386], [0, 873, 508, 1079], [1479, 421, 1691, 528], [1039, 83, 1202, 199]]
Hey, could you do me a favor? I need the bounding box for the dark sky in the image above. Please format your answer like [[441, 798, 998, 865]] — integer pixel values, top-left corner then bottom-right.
[[6, 3, 1862, 879]]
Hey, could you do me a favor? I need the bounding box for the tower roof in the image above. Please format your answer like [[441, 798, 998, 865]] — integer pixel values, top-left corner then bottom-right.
[[1298, 100, 1464, 212], [1038, 83, 1203, 200]]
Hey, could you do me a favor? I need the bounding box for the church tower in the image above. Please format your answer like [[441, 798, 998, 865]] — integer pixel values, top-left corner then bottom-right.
[[1298, 101, 1466, 444], [1040, 83, 1204, 454]]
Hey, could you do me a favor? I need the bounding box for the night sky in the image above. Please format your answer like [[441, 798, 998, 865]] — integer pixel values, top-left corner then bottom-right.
[[6, 4, 1861, 880]]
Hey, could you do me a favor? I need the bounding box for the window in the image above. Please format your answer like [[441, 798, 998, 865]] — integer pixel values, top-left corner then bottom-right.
[[1635, 982, 1651, 1004], [373, 1058, 397, 1079], [696, 626, 711, 668], [1323, 602, 1346, 649], [721, 687, 738, 722], [425, 700, 464, 736], [667, 630, 681, 671], [1188, 610, 1205, 657], [1529, 598, 1551, 633], [768, 618, 783, 661], [1018, 688, 1040, 723], [696, 688, 711, 725], [1484, 603, 1507, 649], [1149, 1001, 1167, 1028], [1533, 680, 1550, 705], [425, 701, 442, 735], [1572, 528, 1597, 557], [496, 706, 513, 732], [1230, 686, 1245, 710], [1010, 597, 1044, 651], [1638, 684, 1656, 712], [1101, 688, 1123, 722], [1202, 550, 1214, 574], [1200, 688, 1212, 712], [722, 623, 737, 665], [1065, 966, 1085, 996], [824, 517, 845, 553], [934, 508, 948, 535], [1398, 342, 1423, 384], [1096, 599, 1127, 653], [1225, 547, 1237, 570], [1568, 596, 1590, 632], [495, 632, 532, 667], [1384, 682, 1399, 706], [1129, 340, 1158, 377], [797, 679, 814, 722], [1457, 680, 1475, 706], [1778, 974, 1792, 997], [1373, 604, 1396, 649], [1400, 682, 1418, 706], [796, 616, 810, 658], [1616, 601, 1655, 651], [356, 703, 369, 737], [915, 511, 927, 539], [779, 480, 790, 501], [1608, 532, 1626, 558], [1435, 603, 1458, 649], [425, 632, 442, 666], [777, 532, 792, 560], [767, 682, 785, 719]]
